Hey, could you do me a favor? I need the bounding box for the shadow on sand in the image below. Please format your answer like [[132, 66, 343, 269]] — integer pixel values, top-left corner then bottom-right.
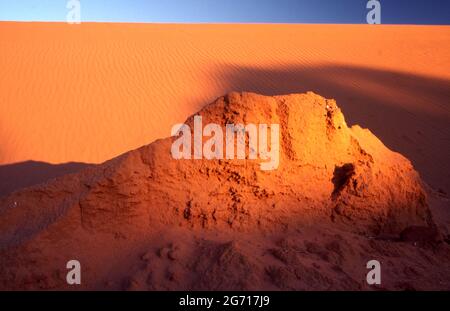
[[1, 64, 449, 196], [216, 63, 450, 193], [0, 161, 92, 197]]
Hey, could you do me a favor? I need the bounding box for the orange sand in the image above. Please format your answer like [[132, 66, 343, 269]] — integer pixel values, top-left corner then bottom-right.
[[0, 22, 449, 193], [1, 92, 447, 290]]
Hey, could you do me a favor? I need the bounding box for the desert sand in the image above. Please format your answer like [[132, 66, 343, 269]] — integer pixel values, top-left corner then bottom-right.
[[0, 22, 449, 196], [0, 23, 449, 291], [0, 91, 449, 290]]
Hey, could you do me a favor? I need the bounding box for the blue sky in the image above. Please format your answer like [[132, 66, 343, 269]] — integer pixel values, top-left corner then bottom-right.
[[0, 0, 449, 24]]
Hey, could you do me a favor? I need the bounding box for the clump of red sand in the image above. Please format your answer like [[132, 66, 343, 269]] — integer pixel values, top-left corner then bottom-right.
[[0, 92, 449, 290]]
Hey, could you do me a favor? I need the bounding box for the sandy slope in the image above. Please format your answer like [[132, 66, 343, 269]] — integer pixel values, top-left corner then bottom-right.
[[1, 92, 448, 290], [0, 22, 449, 195]]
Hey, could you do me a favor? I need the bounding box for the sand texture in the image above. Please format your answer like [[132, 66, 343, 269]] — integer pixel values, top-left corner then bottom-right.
[[0, 23, 449, 195], [0, 92, 449, 290]]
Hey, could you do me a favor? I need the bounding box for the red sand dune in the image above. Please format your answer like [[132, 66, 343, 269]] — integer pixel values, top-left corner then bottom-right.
[[0, 22, 449, 195], [0, 23, 449, 290], [0, 92, 449, 290]]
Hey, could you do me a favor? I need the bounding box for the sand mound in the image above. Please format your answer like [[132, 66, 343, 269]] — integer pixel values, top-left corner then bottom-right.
[[2, 23, 449, 196], [0, 92, 448, 290]]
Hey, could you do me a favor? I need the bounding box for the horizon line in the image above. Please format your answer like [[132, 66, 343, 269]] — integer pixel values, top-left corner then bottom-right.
[[1, 20, 449, 27]]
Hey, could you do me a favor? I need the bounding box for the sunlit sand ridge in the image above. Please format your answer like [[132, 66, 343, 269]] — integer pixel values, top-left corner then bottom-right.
[[0, 22, 449, 194]]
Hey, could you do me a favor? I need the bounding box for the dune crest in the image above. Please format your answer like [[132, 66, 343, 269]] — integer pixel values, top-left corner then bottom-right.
[[0, 92, 447, 290]]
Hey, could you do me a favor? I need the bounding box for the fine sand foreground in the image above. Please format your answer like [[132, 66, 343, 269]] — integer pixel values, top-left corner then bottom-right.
[[0, 23, 449, 196]]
